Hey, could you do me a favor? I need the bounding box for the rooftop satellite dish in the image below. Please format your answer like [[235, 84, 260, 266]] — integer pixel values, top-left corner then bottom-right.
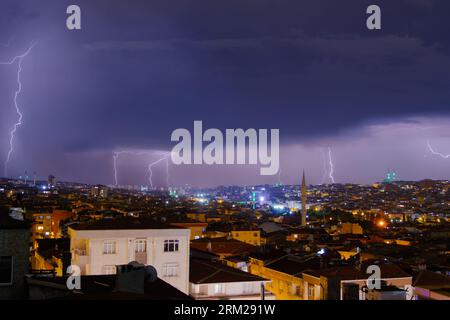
[[120, 261, 157, 283]]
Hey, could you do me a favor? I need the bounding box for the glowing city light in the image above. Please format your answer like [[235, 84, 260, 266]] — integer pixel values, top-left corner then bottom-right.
[[328, 147, 336, 184], [147, 152, 171, 188], [377, 220, 386, 228], [113, 150, 171, 188]]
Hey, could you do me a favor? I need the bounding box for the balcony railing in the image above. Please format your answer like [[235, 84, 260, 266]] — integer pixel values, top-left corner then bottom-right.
[[74, 249, 87, 256]]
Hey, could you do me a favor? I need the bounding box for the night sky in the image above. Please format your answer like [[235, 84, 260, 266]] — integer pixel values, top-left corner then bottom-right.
[[0, 0, 449, 187]]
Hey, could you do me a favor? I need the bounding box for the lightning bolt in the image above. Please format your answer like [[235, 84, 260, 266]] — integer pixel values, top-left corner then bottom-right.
[[328, 147, 336, 184], [113, 150, 154, 186], [1, 41, 37, 177], [113, 150, 172, 188], [147, 152, 171, 188], [427, 140, 450, 159]]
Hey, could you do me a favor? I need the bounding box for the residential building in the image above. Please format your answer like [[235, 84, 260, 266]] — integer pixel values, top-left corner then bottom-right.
[[90, 185, 108, 198], [0, 208, 31, 299], [68, 217, 190, 294], [191, 237, 257, 259], [32, 210, 75, 241], [170, 219, 208, 240], [301, 261, 413, 300], [413, 270, 450, 300], [189, 258, 273, 300], [248, 251, 335, 300], [231, 229, 261, 246], [27, 262, 191, 300]]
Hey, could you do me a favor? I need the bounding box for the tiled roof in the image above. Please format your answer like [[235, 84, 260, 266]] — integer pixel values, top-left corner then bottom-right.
[[190, 258, 266, 284], [413, 270, 450, 288], [27, 275, 191, 300], [303, 262, 412, 280]]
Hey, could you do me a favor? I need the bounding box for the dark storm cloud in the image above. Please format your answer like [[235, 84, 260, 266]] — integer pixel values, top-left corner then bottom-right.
[[1, 0, 450, 184]]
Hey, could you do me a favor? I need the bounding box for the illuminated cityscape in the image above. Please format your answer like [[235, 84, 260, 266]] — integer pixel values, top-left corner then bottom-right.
[[0, 173, 449, 301], [0, 0, 449, 312]]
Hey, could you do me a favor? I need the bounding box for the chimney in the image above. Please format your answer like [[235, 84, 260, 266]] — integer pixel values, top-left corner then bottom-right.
[[114, 261, 157, 294]]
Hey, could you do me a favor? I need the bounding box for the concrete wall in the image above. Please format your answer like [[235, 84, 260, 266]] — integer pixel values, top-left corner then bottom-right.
[[69, 228, 190, 294], [0, 228, 30, 299], [190, 281, 265, 300]]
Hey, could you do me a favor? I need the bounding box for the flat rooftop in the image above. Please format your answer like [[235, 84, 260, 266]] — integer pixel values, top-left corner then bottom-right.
[[70, 217, 185, 231]]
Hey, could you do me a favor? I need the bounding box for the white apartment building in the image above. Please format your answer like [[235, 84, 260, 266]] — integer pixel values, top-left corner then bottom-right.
[[189, 258, 274, 300], [68, 218, 190, 294]]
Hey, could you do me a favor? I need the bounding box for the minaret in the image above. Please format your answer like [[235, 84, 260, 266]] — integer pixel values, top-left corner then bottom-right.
[[301, 170, 307, 226]]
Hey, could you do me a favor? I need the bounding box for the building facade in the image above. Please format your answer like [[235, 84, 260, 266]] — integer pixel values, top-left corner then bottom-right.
[[68, 219, 190, 294], [0, 211, 31, 299]]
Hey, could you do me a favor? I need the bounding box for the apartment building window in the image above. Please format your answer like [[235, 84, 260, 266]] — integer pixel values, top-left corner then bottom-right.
[[253, 232, 258, 237], [308, 285, 315, 299], [243, 282, 253, 294], [0, 256, 13, 285], [135, 239, 147, 253], [102, 265, 116, 275], [199, 284, 208, 295], [214, 283, 225, 295], [162, 263, 179, 277], [163, 240, 179, 252], [103, 240, 116, 254], [291, 284, 301, 296]]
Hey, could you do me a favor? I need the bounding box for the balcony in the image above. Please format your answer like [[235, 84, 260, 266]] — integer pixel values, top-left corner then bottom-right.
[[73, 248, 88, 265], [74, 249, 87, 256]]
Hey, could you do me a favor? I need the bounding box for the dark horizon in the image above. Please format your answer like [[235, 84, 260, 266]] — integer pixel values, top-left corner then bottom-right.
[[1, 175, 447, 190]]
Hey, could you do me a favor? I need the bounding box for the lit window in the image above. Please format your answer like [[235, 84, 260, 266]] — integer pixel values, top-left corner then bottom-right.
[[0, 256, 13, 285], [135, 239, 147, 253], [103, 240, 116, 254], [102, 265, 116, 275], [214, 283, 225, 294], [308, 285, 315, 299], [163, 240, 179, 252], [162, 263, 179, 277]]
